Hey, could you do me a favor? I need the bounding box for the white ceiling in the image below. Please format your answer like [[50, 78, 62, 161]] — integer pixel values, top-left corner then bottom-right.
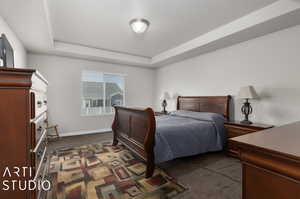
[[1, 0, 300, 67], [49, 0, 277, 57]]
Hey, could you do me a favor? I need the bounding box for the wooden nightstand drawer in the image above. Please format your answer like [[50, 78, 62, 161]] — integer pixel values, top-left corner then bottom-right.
[[227, 140, 239, 158], [224, 121, 273, 159], [226, 127, 255, 138]]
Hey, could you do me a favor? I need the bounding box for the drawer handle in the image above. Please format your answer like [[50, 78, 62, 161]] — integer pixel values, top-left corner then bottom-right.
[[37, 101, 42, 108], [37, 150, 43, 158], [43, 100, 47, 105]]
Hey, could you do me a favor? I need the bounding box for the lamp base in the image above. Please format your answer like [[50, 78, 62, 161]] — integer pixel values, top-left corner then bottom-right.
[[241, 99, 253, 125], [240, 120, 252, 125], [161, 99, 167, 114]]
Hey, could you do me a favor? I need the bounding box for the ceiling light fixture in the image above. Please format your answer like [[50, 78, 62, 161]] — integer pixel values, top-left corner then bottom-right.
[[129, 18, 150, 34]]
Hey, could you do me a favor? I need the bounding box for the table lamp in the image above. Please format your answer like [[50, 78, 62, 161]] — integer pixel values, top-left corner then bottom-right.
[[160, 92, 171, 114], [238, 86, 258, 124]]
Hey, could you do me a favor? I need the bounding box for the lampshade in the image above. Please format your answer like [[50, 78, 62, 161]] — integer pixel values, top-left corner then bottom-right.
[[129, 19, 150, 34], [160, 92, 171, 100], [238, 86, 258, 99]]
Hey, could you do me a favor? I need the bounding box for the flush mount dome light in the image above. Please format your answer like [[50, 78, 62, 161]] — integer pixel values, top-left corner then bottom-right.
[[130, 18, 150, 34]]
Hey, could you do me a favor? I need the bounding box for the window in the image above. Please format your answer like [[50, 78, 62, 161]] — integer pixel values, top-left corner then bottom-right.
[[81, 71, 125, 116]]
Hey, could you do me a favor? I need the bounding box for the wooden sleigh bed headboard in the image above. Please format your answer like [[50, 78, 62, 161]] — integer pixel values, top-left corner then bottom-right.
[[177, 96, 231, 120], [112, 95, 231, 178]]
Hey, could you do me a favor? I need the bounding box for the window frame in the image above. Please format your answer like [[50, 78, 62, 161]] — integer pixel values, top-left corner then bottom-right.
[[80, 70, 126, 117]]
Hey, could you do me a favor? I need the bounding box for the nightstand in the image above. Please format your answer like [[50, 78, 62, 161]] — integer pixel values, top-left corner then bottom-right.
[[225, 121, 273, 158]]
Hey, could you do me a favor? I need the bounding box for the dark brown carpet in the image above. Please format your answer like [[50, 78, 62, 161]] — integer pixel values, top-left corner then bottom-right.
[[48, 132, 242, 199]]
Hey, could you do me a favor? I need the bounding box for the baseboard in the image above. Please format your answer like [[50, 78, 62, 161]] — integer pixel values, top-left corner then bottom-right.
[[60, 128, 112, 137]]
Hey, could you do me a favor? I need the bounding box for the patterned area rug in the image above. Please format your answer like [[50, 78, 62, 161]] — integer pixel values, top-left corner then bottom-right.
[[48, 141, 187, 199]]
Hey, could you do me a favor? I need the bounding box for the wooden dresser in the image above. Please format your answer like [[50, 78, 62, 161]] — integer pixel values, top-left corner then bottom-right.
[[225, 121, 273, 158], [231, 122, 300, 199], [0, 68, 49, 199]]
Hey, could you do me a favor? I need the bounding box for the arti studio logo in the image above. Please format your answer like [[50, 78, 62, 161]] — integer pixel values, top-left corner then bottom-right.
[[1, 167, 51, 191]]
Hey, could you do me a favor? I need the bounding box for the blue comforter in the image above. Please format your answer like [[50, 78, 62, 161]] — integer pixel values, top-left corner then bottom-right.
[[154, 110, 226, 163]]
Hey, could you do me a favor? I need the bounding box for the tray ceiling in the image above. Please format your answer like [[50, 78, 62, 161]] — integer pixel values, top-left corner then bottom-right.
[[1, 0, 300, 67], [49, 0, 277, 57]]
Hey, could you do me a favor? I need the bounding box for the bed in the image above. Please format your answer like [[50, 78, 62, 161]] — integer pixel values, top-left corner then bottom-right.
[[111, 96, 231, 178]]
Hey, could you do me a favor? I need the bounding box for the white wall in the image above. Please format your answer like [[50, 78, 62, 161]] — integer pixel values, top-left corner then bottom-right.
[[155, 24, 300, 126], [28, 54, 155, 135], [0, 16, 26, 67], [27, 23, 300, 132]]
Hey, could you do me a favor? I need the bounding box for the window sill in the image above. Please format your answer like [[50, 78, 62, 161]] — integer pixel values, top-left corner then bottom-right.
[[81, 113, 114, 117]]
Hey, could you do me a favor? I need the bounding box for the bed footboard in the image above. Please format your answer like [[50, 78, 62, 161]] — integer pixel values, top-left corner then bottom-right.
[[111, 106, 156, 178]]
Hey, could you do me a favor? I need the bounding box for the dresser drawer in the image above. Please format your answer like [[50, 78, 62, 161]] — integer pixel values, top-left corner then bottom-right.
[[37, 163, 49, 199], [35, 139, 47, 170], [31, 71, 48, 93], [31, 91, 47, 119], [34, 150, 47, 179], [34, 150, 49, 199], [33, 146, 47, 181], [32, 129, 47, 169], [31, 112, 47, 144]]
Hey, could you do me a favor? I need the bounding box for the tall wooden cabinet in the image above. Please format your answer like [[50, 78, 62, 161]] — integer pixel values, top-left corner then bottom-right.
[[0, 68, 48, 199]]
